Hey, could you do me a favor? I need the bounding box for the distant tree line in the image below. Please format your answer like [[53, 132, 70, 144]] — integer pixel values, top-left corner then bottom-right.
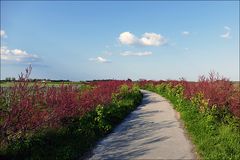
[[1, 77, 71, 83], [1, 77, 136, 83], [86, 78, 133, 82], [3, 77, 16, 82]]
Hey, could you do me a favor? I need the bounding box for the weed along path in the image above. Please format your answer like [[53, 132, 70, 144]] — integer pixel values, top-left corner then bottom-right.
[[87, 90, 196, 159]]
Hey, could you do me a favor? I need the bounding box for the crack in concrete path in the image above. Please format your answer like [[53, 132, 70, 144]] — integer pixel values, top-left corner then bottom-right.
[[87, 90, 196, 159]]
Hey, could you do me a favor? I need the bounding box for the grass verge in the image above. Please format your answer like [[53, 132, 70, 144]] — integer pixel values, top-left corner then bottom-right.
[[144, 84, 240, 160]]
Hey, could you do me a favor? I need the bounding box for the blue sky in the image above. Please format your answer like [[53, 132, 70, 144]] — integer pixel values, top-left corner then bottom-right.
[[1, 1, 239, 81]]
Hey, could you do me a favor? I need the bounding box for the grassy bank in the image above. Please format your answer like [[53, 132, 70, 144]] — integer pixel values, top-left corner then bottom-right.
[[0, 85, 142, 159], [143, 83, 240, 159]]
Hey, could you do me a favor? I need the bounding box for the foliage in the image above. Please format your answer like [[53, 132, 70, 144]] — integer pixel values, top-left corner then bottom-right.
[[142, 75, 240, 160], [1, 87, 142, 159], [0, 66, 142, 159], [140, 71, 240, 118]]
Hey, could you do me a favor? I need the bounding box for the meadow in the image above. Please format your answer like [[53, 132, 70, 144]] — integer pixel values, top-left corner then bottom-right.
[[0, 67, 239, 159]]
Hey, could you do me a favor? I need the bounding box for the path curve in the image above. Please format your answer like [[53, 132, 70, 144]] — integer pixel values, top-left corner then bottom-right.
[[88, 90, 196, 159]]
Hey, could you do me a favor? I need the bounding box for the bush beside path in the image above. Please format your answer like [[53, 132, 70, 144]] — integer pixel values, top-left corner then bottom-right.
[[88, 90, 196, 159]]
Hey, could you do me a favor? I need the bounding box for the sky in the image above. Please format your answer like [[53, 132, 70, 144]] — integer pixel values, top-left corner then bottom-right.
[[0, 1, 239, 81]]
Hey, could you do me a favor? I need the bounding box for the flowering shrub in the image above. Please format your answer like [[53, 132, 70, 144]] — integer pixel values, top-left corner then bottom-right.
[[142, 77, 240, 160], [140, 72, 240, 118], [0, 66, 136, 148]]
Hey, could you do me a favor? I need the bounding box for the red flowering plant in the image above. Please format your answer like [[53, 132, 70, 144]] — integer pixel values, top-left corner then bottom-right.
[[138, 71, 240, 118], [0, 66, 134, 147]]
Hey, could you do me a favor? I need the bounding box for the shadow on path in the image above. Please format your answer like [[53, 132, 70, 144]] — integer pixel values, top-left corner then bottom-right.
[[87, 91, 175, 159], [87, 90, 195, 160]]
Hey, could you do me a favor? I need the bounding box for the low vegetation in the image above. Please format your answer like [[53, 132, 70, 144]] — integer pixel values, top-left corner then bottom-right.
[[0, 67, 142, 159], [140, 72, 240, 159], [1, 66, 239, 160]]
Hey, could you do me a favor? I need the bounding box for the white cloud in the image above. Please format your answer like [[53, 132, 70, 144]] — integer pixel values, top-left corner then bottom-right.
[[1, 46, 40, 63], [220, 26, 231, 39], [139, 33, 166, 46], [120, 51, 152, 56], [89, 56, 111, 63], [119, 32, 167, 46], [0, 30, 40, 64], [181, 31, 190, 36], [119, 32, 137, 45], [0, 30, 7, 38]]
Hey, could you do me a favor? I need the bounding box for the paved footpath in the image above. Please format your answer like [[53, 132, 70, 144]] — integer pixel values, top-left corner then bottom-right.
[[88, 90, 196, 159]]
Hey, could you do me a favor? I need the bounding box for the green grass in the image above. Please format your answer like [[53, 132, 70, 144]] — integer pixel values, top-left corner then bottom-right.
[[144, 84, 240, 160], [176, 100, 240, 159], [0, 82, 13, 87]]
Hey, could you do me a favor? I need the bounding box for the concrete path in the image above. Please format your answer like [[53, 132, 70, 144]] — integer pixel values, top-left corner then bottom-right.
[[88, 90, 196, 159]]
